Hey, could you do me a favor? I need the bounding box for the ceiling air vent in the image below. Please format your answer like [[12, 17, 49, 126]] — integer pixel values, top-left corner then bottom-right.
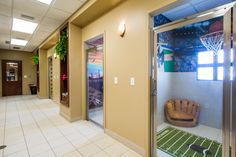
[[5, 41, 10, 44], [13, 47, 21, 50], [21, 14, 35, 20]]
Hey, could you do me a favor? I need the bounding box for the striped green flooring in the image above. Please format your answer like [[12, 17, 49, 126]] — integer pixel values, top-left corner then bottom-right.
[[157, 127, 222, 157]]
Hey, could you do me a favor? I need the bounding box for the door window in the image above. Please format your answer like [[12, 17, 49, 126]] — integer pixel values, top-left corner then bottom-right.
[[6, 62, 18, 81]]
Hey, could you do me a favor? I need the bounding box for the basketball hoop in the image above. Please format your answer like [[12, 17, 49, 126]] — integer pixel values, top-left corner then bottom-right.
[[200, 31, 224, 55]]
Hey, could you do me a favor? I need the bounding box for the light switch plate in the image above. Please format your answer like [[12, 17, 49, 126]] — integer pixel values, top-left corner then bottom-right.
[[130, 77, 135, 86], [114, 77, 118, 84]]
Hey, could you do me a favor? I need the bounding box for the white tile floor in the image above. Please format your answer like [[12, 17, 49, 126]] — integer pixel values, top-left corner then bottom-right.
[[156, 122, 222, 157], [0, 95, 142, 157]]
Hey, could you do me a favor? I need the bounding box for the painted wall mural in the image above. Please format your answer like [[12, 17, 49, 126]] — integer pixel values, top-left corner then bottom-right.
[[154, 15, 223, 72], [87, 48, 103, 109], [155, 15, 223, 72]]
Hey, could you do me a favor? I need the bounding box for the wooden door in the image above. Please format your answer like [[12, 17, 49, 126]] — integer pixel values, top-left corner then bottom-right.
[[2, 60, 22, 96]]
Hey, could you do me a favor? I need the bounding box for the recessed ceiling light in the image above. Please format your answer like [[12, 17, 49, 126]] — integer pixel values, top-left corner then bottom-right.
[[11, 38, 28, 46], [37, 0, 52, 5], [12, 18, 38, 34]]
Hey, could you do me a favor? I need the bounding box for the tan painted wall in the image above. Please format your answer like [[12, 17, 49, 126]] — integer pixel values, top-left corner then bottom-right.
[[38, 49, 48, 98], [60, 23, 83, 121], [39, 0, 177, 156], [47, 47, 60, 103], [0, 49, 36, 96], [80, 0, 176, 156]]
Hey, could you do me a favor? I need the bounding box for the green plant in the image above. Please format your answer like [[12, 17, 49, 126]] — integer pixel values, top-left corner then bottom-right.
[[32, 54, 39, 65], [55, 31, 68, 61]]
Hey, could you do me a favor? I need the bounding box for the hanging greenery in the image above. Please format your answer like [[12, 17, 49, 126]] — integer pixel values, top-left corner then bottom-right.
[[32, 54, 39, 65], [55, 31, 68, 61]]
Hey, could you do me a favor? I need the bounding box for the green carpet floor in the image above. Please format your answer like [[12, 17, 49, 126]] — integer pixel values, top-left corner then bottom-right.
[[156, 127, 223, 157]]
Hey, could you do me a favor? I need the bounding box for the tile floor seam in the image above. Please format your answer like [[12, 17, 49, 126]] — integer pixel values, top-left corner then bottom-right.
[[0, 96, 142, 157], [14, 100, 31, 157], [23, 100, 57, 157], [31, 99, 85, 157]]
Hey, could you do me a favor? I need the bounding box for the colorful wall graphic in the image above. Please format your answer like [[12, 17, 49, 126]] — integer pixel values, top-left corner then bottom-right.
[[87, 49, 103, 109], [155, 15, 223, 72]]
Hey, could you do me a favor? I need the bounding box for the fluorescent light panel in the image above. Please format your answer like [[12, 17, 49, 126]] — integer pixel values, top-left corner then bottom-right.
[[37, 0, 52, 5], [11, 38, 28, 46], [12, 18, 38, 34]]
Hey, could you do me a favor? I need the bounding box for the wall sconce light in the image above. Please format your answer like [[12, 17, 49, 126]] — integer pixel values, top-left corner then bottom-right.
[[54, 53, 57, 59], [118, 22, 126, 37]]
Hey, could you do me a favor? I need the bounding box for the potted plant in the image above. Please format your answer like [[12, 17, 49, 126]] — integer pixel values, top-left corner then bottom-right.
[[55, 31, 68, 61], [32, 54, 39, 65]]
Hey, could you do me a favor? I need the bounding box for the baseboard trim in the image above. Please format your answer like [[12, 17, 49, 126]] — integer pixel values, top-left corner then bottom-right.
[[59, 111, 81, 122], [60, 111, 70, 121], [105, 129, 145, 156], [52, 100, 60, 105], [37, 95, 48, 99]]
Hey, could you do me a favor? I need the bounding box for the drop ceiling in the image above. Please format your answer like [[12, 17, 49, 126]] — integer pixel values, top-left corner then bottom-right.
[[162, 0, 235, 21], [0, 0, 87, 52]]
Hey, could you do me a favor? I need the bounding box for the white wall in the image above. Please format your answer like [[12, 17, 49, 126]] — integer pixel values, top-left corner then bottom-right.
[[157, 72, 223, 129], [157, 70, 172, 125]]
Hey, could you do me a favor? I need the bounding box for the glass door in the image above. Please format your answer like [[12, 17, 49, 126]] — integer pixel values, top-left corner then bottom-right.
[[151, 4, 236, 157], [231, 5, 236, 157], [85, 35, 104, 127], [48, 57, 53, 99]]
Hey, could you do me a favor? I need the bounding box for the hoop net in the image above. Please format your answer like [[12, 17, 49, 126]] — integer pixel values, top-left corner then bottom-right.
[[200, 31, 224, 55]]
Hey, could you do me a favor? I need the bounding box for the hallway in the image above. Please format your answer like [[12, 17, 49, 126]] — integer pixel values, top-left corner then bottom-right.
[[0, 96, 141, 157]]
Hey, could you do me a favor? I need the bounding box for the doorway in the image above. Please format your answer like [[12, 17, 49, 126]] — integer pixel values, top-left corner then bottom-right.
[[2, 60, 22, 96], [85, 34, 104, 127], [48, 57, 53, 99], [150, 2, 236, 157]]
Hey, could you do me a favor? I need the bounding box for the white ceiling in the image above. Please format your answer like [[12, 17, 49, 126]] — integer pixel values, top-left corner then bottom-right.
[[162, 0, 235, 21], [0, 0, 87, 52]]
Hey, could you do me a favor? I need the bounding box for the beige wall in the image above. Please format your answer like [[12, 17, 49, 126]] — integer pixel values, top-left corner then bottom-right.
[[38, 49, 48, 98], [0, 49, 36, 96], [39, 0, 177, 156], [60, 23, 83, 121], [47, 47, 60, 103], [80, 0, 176, 156]]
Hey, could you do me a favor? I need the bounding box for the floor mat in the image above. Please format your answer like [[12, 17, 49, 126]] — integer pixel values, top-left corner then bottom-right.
[[156, 127, 222, 157]]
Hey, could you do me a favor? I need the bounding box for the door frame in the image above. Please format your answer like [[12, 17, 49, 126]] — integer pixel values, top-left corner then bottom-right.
[[85, 33, 105, 128], [2, 59, 23, 96], [149, 2, 236, 157], [232, 5, 236, 157], [48, 56, 53, 99]]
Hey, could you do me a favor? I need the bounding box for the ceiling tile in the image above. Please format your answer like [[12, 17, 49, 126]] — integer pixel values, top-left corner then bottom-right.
[[0, 34, 10, 50], [190, 0, 207, 5], [40, 17, 63, 32], [0, 4, 12, 17], [47, 7, 70, 21], [0, 0, 87, 51], [0, 0, 12, 7], [194, 0, 233, 12], [13, 9, 42, 23], [14, 0, 49, 18], [0, 43, 10, 50], [31, 30, 52, 46], [0, 23, 11, 33], [53, 0, 83, 13], [24, 44, 37, 52], [11, 31, 32, 41], [0, 34, 10, 45], [10, 45, 24, 51], [0, 15, 12, 23], [162, 4, 197, 21]]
